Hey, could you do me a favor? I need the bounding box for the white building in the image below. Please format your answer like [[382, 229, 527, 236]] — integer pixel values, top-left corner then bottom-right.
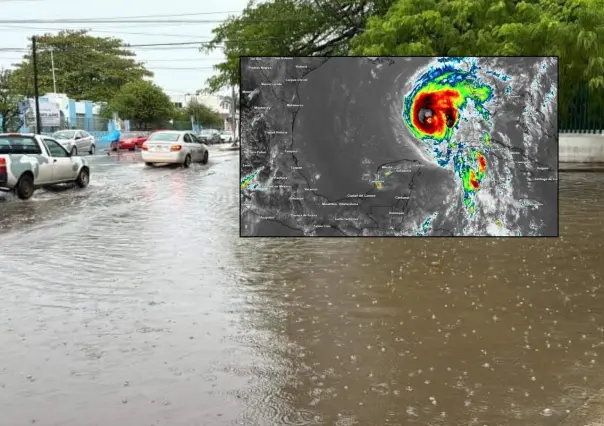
[[171, 91, 239, 135]]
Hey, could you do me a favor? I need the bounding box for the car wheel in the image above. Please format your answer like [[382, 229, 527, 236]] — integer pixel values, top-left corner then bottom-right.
[[75, 167, 90, 188], [89, 144, 96, 155], [145, 162, 154, 167], [71, 146, 78, 156], [15, 173, 35, 200], [201, 151, 208, 164], [183, 154, 192, 168]]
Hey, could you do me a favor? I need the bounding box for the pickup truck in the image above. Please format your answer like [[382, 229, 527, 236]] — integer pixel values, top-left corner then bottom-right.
[[0, 133, 90, 200]]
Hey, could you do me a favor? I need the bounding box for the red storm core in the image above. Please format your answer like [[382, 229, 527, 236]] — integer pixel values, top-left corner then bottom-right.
[[411, 90, 460, 135]]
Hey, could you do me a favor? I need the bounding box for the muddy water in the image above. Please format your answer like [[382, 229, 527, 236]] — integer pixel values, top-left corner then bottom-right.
[[1, 156, 603, 425]]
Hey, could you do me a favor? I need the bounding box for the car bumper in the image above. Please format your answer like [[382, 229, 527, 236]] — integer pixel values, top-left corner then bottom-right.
[[141, 150, 186, 163]]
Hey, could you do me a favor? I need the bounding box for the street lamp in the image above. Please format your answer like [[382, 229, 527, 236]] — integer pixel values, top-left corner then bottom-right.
[[32, 36, 42, 134]]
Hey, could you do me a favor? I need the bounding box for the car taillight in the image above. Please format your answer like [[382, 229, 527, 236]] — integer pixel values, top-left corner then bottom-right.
[[0, 158, 6, 173], [170, 145, 182, 151], [141, 143, 148, 151]]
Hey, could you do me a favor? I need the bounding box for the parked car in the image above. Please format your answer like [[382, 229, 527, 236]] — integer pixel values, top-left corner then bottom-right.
[[197, 129, 221, 145], [0, 133, 90, 200], [141, 130, 209, 167], [219, 131, 234, 143], [51, 129, 96, 156], [110, 132, 149, 151]]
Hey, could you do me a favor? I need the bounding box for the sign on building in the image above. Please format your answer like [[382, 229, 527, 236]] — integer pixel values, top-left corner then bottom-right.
[[27, 100, 61, 127]]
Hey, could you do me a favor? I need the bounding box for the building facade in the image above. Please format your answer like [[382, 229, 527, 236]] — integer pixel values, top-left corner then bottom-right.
[[17, 92, 106, 134], [170, 92, 239, 135]]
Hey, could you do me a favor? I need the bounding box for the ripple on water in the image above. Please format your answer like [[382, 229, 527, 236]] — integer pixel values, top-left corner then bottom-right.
[[563, 385, 598, 400]]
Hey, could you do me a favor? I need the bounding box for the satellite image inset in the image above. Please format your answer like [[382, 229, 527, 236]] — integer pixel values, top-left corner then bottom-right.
[[240, 56, 558, 237]]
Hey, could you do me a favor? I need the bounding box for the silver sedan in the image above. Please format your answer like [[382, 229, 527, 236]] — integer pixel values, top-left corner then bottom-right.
[[141, 131, 209, 167]]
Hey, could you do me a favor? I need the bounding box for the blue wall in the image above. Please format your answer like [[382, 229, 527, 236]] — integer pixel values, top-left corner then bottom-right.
[[84, 101, 93, 131], [68, 99, 76, 128]]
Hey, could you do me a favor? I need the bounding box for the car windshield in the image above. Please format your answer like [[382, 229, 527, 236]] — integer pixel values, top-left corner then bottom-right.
[[148, 132, 180, 142], [120, 132, 141, 139], [52, 131, 75, 139]]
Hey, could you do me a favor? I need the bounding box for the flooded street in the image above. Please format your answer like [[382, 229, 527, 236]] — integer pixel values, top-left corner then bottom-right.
[[1, 154, 603, 426]]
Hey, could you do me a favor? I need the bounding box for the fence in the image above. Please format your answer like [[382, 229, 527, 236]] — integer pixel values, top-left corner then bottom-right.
[[559, 84, 604, 134]]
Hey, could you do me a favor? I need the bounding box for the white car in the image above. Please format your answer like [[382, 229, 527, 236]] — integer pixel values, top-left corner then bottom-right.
[[141, 130, 209, 167], [0, 133, 90, 200], [220, 131, 234, 143], [52, 129, 96, 156]]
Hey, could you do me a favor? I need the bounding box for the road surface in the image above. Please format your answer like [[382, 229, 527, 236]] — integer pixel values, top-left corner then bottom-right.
[[1, 152, 603, 426]]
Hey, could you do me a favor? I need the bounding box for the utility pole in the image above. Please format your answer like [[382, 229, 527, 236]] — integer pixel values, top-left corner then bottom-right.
[[32, 36, 42, 134], [50, 48, 57, 93], [230, 84, 237, 142]]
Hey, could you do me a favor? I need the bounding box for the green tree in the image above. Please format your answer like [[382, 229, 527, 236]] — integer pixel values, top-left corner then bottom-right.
[[10, 30, 153, 102], [0, 68, 26, 132], [106, 80, 174, 130], [185, 98, 223, 127], [203, 0, 394, 91], [350, 0, 604, 126], [205, 0, 604, 128]]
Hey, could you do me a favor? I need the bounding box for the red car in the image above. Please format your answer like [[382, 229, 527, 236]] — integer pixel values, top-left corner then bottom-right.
[[110, 132, 149, 151]]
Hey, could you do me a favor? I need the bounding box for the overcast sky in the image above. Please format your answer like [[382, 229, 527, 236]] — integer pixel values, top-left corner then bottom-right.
[[0, 0, 248, 97]]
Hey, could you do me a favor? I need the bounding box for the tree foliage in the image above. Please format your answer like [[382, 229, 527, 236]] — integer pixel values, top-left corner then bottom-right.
[[203, 0, 394, 91], [351, 0, 604, 123], [175, 98, 223, 126], [0, 68, 26, 132], [106, 80, 174, 130], [206, 0, 604, 126], [10, 30, 153, 102]]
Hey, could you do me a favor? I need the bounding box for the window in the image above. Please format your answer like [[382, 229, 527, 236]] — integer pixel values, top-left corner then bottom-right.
[[183, 134, 192, 143], [190, 134, 201, 143], [44, 138, 70, 157], [0, 136, 42, 154], [81, 131, 90, 138], [52, 130, 75, 140], [174, 102, 183, 108], [148, 132, 180, 142]]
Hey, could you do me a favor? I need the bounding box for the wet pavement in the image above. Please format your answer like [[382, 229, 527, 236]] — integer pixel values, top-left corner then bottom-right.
[[1, 155, 603, 426]]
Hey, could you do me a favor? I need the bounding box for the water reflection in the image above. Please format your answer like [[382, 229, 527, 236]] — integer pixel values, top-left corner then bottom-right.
[[231, 174, 604, 426]]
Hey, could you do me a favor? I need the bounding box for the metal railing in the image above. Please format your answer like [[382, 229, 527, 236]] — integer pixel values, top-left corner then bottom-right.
[[559, 84, 604, 134]]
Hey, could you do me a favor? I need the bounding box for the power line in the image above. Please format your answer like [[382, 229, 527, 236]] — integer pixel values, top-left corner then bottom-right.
[[0, 56, 224, 62], [0, 37, 289, 53], [0, 18, 305, 24], [0, 24, 215, 39]]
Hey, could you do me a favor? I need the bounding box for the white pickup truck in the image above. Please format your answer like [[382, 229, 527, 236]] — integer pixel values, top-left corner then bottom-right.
[[0, 133, 90, 200]]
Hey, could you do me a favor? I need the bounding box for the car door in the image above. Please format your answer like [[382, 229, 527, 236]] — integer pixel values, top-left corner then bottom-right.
[[73, 131, 83, 152], [20, 137, 54, 184], [81, 131, 93, 151], [189, 133, 204, 161], [43, 137, 78, 181], [182, 133, 196, 160]]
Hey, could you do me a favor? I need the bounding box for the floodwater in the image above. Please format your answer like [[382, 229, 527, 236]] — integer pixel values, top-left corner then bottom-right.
[[0, 153, 603, 426]]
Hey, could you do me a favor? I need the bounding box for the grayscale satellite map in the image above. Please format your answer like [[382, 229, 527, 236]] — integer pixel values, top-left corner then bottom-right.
[[239, 56, 558, 237]]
